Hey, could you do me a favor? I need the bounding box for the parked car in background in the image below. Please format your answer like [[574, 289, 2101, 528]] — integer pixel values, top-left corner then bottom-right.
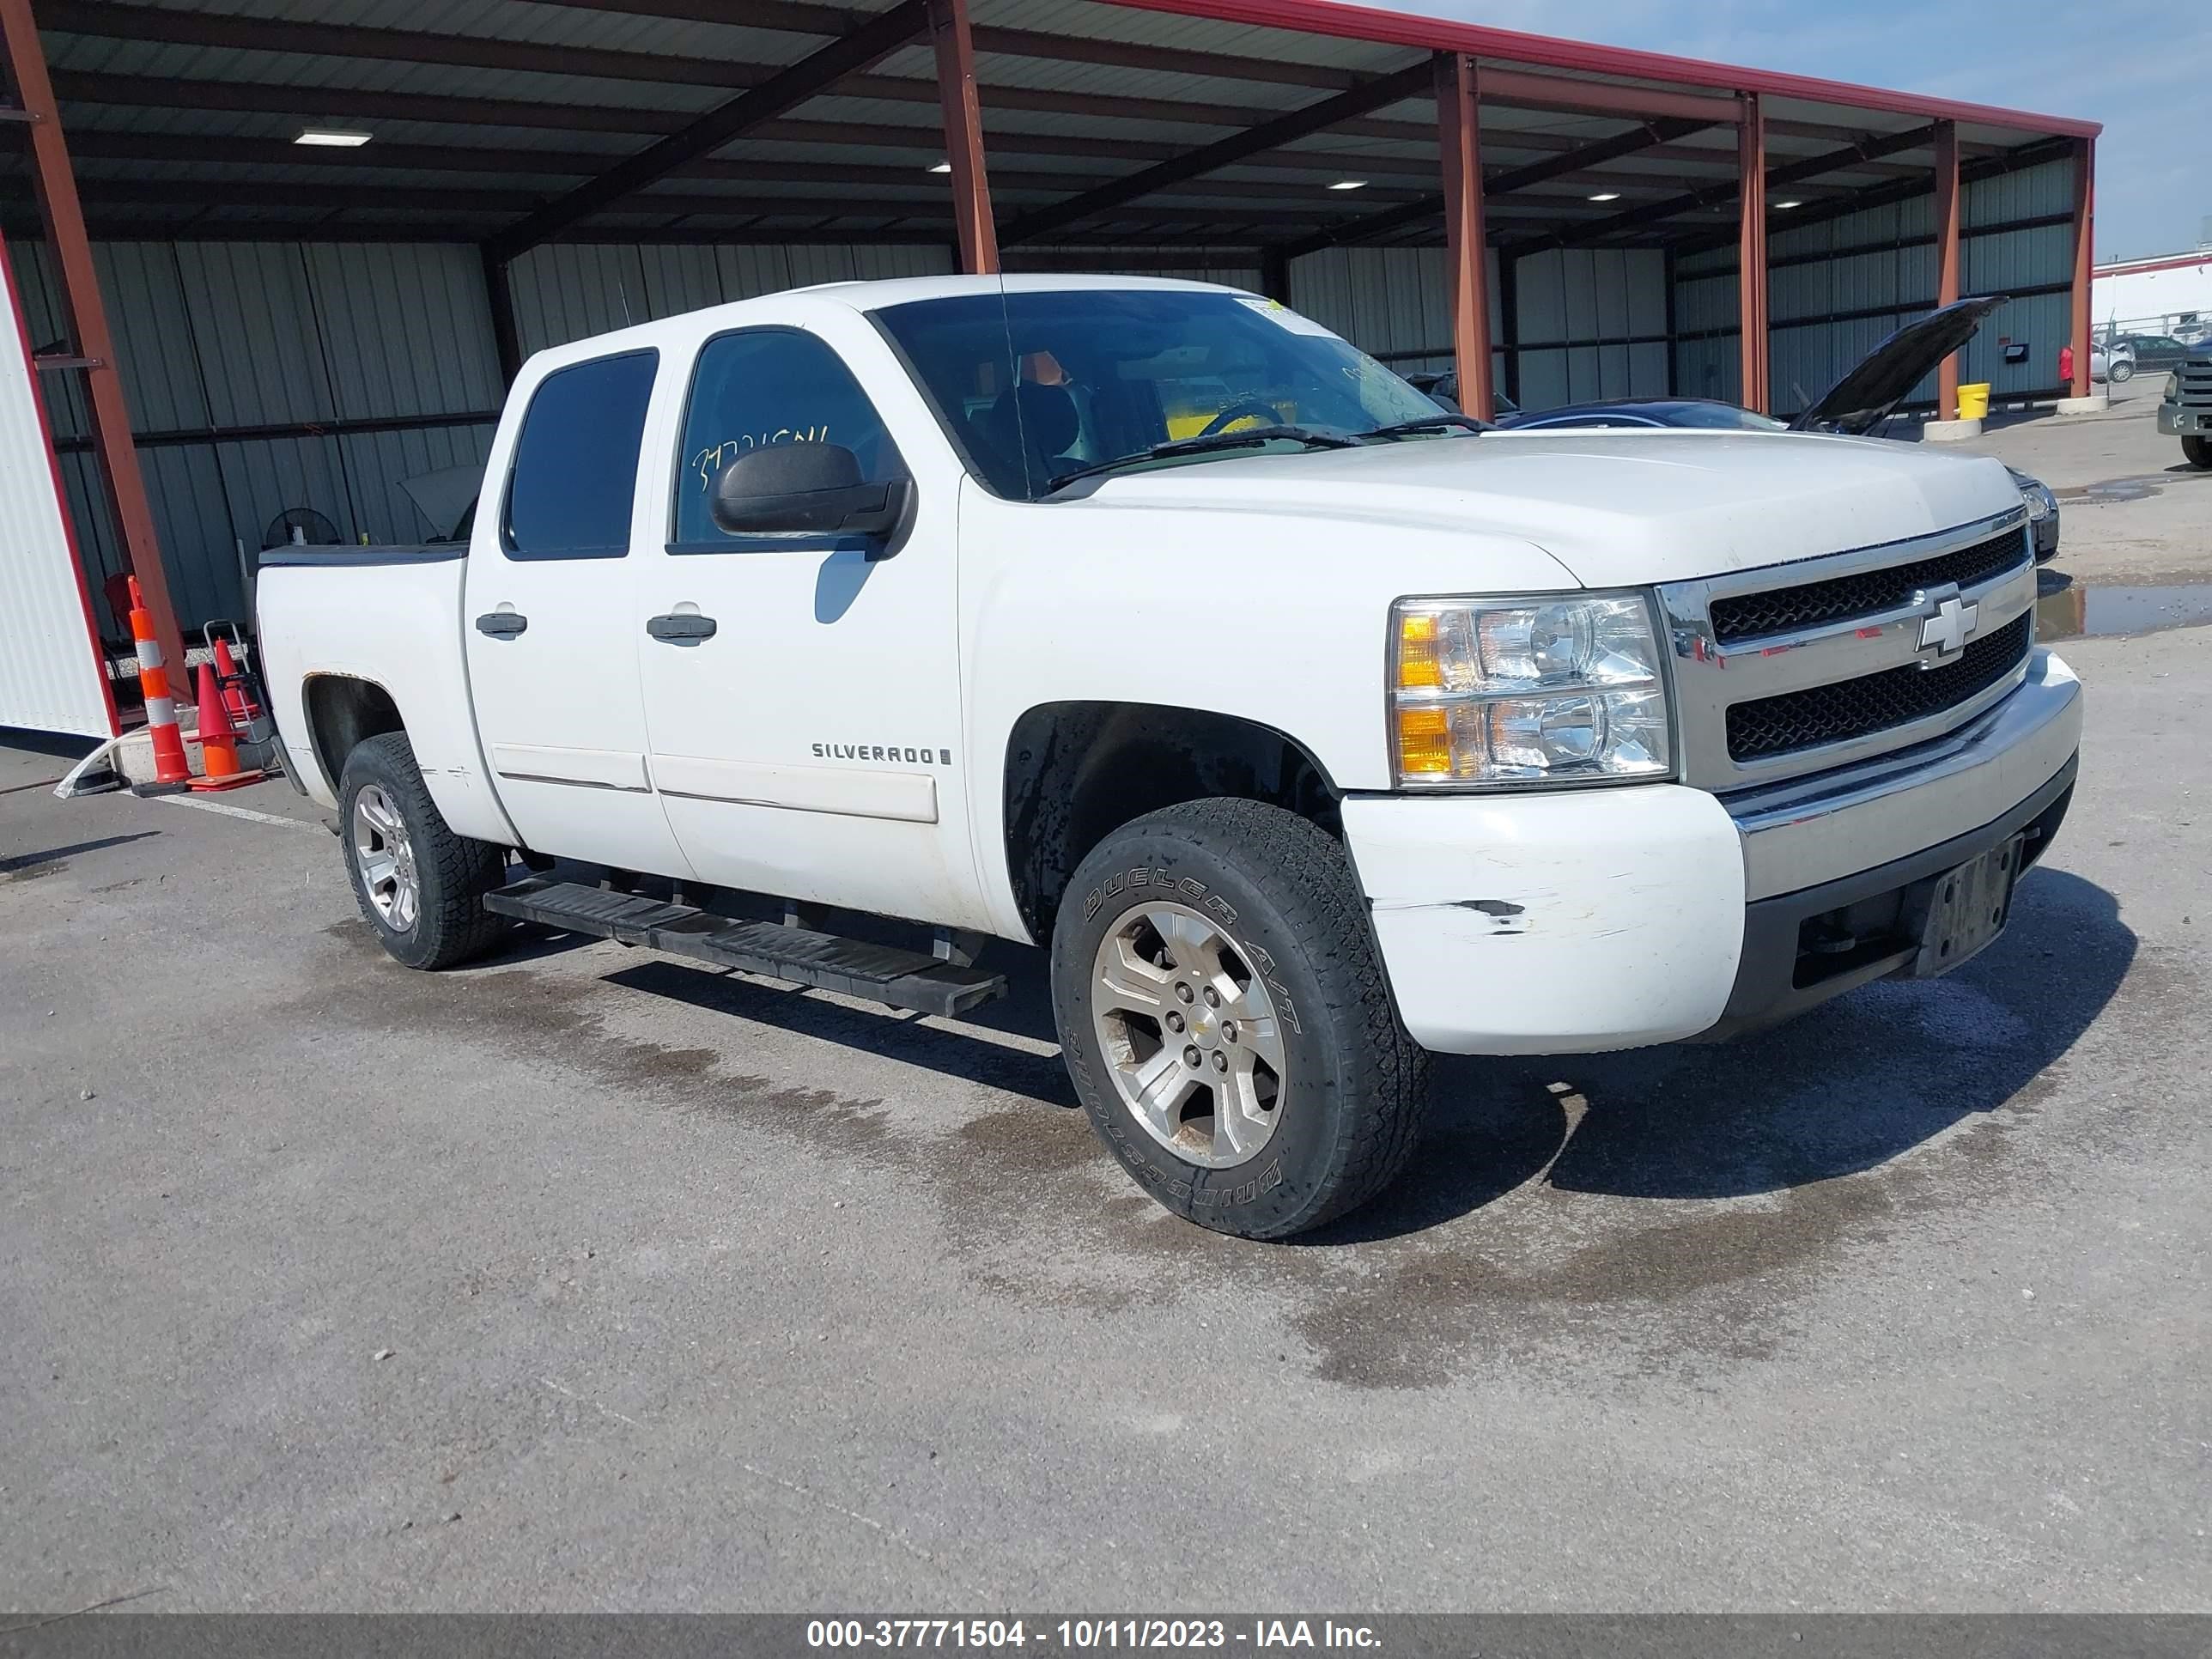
[[2160, 350, 2212, 469], [2101, 333, 2199, 380], [1420, 298, 2063, 562], [2172, 313, 2208, 348]]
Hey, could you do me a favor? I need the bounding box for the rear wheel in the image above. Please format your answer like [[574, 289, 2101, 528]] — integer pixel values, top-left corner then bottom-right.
[[339, 732, 507, 969], [2185, 435, 2212, 470], [1051, 798, 1429, 1240]]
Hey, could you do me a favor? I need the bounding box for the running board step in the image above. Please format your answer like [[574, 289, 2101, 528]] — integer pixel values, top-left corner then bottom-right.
[[482, 878, 1006, 1018]]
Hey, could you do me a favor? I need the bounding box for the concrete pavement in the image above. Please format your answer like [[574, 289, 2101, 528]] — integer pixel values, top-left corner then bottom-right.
[[4, 617, 2207, 1613]]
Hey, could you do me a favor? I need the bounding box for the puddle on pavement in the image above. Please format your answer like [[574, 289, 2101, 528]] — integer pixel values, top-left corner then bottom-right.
[[2036, 580, 2212, 640], [2054, 465, 2212, 505]]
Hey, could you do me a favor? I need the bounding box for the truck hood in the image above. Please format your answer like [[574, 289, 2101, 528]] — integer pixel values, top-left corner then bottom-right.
[[1074, 428, 2021, 589]]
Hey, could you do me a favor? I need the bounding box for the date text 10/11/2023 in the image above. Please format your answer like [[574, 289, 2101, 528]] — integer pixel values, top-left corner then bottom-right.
[[805, 1621, 1383, 1650]]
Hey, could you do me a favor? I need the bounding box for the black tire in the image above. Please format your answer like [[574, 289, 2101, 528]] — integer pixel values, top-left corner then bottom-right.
[[2185, 435, 2212, 471], [2108, 359, 2133, 383], [338, 731, 507, 970], [1050, 798, 1430, 1240]]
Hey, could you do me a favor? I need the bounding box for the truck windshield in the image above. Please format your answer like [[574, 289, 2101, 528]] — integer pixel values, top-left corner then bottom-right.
[[873, 289, 1450, 501]]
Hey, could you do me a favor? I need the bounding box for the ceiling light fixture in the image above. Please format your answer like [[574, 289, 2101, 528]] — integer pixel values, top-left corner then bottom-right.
[[928, 161, 953, 173], [294, 127, 372, 148], [1328, 179, 1368, 191], [1588, 191, 1620, 202]]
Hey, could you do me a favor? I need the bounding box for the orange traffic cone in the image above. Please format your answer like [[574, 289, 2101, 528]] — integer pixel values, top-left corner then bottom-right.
[[125, 575, 192, 797], [212, 636, 263, 731], [189, 661, 263, 792]]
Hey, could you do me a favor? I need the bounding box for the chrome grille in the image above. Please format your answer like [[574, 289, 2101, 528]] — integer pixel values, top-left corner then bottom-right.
[[1727, 613, 2033, 760], [1659, 508, 2039, 792], [1709, 529, 2026, 642], [2177, 359, 2212, 408]]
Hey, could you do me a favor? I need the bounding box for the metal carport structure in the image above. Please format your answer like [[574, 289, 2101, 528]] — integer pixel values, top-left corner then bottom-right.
[[0, 0, 2100, 683]]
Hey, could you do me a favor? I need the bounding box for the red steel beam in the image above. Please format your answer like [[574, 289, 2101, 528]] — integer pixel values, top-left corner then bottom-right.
[[0, 0, 185, 684], [2069, 136, 2094, 399], [1737, 93, 1768, 414], [927, 0, 997, 273], [550, 0, 1761, 126], [46, 0, 1759, 142], [44, 0, 2099, 160], [1436, 52, 1492, 421], [1095, 0, 2102, 140], [1933, 118, 1960, 420]]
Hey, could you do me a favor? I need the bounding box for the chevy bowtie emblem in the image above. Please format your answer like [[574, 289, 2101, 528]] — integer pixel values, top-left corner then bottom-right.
[[1915, 584, 1978, 663]]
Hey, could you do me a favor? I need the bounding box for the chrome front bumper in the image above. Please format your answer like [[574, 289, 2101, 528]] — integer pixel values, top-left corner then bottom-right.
[[2159, 403, 2210, 436], [1727, 648, 2081, 902], [1344, 650, 2080, 1055]]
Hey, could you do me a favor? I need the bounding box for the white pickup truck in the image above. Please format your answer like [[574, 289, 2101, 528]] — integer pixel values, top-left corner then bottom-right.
[[258, 275, 2082, 1239]]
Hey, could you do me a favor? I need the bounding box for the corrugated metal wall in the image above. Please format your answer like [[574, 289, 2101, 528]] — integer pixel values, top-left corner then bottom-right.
[[1512, 247, 1669, 407], [9, 237, 501, 637], [504, 242, 957, 356], [1289, 246, 1504, 384], [1677, 157, 2078, 418], [1018, 248, 1265, 291], [1288, 245, 1667, 404]]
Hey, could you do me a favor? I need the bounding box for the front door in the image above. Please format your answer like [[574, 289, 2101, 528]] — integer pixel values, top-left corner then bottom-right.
[[633, 323, 980, 927], [463, 346, 693, 878]]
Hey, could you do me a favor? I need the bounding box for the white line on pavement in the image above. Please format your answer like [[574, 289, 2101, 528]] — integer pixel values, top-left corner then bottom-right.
[[150, 793, 326, 833]]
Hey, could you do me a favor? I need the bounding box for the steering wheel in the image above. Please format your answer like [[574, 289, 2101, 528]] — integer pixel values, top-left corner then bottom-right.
[[1198, 399, 1287, 437]]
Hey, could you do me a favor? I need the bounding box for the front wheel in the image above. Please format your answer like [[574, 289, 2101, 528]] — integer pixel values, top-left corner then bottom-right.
[[2185, 435, 2212, 470], [2108, 359, 2134, 382], [1051, 799, 1430, 1240], [339, 731, 507, 969]]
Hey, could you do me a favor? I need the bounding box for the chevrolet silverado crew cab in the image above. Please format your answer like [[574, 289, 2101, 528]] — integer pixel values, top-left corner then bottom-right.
[[258, 275, 2082, 1240]]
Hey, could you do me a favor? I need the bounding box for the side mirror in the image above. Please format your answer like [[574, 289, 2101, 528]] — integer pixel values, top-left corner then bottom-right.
[[708, 442, 912, 544]]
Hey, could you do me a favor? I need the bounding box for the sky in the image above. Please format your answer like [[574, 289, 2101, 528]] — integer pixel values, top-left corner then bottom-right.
[[1368, 0, 2209, 261]]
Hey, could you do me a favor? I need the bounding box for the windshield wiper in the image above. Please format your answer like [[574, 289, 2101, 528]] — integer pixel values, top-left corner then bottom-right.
[[1357, 413, 1492, 441], [1047, 425, 1358, 492]]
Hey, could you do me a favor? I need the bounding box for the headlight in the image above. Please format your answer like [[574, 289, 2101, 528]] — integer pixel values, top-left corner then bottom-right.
[[2166, 372, 2182, 403], [2020, 480, 2055, 523], [1390, 592, 1671, 786]]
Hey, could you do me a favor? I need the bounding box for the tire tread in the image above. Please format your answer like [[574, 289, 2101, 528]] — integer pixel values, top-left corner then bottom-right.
[[1058, 798, 1429, 1238], [341, 731, 506, 970]]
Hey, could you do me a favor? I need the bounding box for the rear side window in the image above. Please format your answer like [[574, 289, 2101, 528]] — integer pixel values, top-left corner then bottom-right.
[[503, 349, 658, 560]]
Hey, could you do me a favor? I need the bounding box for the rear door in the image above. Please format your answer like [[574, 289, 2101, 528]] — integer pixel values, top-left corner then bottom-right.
[[632, 318, 982, 927], [463, 347, 694, 878]]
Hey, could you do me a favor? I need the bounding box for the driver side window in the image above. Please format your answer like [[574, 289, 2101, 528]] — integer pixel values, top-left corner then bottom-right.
[[672, 328, 903, 549]]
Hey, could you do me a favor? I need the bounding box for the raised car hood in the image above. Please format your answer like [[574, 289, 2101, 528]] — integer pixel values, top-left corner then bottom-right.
[[1077, 428, 2023, 589], [1790, 295, 2007, 434], [399, 463, 484, 541]]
